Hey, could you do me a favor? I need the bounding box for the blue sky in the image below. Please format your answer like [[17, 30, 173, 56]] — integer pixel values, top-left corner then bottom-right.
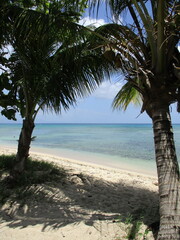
[[0, 81, 179, 124], [0, 4, 179, 124]]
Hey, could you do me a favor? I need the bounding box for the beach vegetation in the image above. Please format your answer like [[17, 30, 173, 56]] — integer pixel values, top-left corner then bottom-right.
[[0, 154, 66, 186], [124, 216, 149, 240], [0, 1, 113, 179], [116, 214, 151, 240], [84, 0, 180, 239], [0, 154, 67, 203], [0, 0, 179, 239]]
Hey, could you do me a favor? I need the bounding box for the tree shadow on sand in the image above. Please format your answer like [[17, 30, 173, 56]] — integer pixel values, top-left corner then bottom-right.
[[0, 162, 159, 238]]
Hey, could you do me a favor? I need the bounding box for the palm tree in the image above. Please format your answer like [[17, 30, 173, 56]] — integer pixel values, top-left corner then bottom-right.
[[0, 3, 113, 179], [87, 0, 180, 239], [0, 1, 84, 121]]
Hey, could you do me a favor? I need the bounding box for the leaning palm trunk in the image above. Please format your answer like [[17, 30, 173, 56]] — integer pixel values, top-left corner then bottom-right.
[[11, 118, 35, 178], [149, 104, 180, 240]]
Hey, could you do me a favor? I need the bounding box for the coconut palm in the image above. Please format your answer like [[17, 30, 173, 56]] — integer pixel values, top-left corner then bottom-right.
[[0, 0, 86, 120], [87, 0, 180, 239], [0, 3, 114, 178]]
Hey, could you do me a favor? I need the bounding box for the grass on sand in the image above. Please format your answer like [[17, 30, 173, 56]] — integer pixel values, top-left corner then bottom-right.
[[0, 154, 67, 203]]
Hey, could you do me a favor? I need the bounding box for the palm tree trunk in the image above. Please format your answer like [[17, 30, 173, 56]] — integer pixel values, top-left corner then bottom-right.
[[151, 105, 180, 240], [11, 118, 35, 178]]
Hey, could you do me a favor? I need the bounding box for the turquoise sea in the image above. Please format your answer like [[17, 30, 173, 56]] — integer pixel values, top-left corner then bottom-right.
[[0, 123, 180, 175]]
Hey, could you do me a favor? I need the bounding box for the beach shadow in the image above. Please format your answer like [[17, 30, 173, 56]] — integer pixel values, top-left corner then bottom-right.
[[0, 170, 159, 236]]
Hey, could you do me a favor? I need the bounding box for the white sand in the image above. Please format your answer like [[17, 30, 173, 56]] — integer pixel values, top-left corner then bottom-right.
[[0, 147, 159, 240]]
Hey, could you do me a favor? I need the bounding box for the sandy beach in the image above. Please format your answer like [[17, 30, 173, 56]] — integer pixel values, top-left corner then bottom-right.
[[0, 147, 159, 240]]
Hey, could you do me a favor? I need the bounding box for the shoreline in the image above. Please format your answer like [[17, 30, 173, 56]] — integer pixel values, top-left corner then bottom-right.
[[0, 145, 157, 177], [0, 146, 158, 240]]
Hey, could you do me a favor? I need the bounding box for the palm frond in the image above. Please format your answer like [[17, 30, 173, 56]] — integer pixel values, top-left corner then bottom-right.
[[2, 2, 116, 119], [91, 23, 149, 75], [37, 38, 115, 113], [112, 81, 142, 110]]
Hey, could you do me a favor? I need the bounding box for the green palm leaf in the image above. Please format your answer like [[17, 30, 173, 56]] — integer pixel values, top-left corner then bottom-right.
[[112, 81, 141, 110]]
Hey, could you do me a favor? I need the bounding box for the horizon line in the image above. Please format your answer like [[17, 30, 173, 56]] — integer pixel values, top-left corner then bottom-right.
[[1, 122, 179, 125]]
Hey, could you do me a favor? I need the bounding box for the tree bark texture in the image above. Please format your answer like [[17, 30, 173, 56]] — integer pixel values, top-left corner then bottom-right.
[[151, 105, 180, 240], [12, 118, 35, 178]]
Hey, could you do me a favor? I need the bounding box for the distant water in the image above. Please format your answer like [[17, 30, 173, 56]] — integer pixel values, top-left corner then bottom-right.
[[0, 123, 180, 175]]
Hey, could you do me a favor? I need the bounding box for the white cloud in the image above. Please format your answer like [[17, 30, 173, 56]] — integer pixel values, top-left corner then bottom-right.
[[93, 81, 122, 99], [79, 17, 106, 27]]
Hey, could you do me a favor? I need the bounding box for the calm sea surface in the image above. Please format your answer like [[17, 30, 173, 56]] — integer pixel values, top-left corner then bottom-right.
[[0, 123, 180, 175]]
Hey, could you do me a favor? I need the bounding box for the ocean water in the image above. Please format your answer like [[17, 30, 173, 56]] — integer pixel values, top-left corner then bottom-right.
[[0, 123, 180, 175]]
